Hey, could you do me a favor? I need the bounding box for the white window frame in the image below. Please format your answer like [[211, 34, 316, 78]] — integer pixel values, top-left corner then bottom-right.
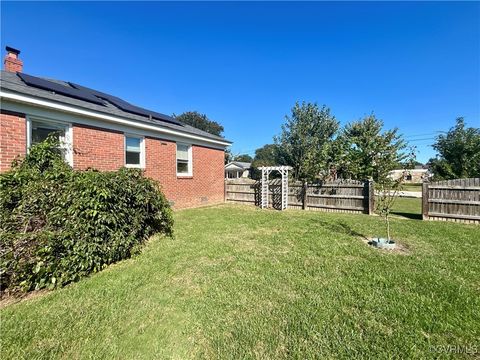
[[176, 142, 192, 177], [26, 116, 73, 166], [124, 134, 145, 169]]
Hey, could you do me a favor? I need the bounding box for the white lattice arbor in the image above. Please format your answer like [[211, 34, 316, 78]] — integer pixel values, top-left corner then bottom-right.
[[259, 166, 292, 210]]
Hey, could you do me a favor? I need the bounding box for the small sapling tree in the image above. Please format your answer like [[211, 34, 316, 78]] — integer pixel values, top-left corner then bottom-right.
[[376, 177, 402, 241], [375, 146, 416, 241], [338, 114, 415, 243]]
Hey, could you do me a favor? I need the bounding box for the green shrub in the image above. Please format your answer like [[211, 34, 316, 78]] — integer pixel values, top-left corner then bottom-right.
[[0, 136, 173, 293]]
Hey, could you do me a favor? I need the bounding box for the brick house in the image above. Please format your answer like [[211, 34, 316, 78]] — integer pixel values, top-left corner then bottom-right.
[[0, 47, 231, 208]]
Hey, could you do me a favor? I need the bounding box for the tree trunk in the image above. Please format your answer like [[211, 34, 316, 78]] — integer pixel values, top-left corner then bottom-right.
[[386, 215, 391, 240]]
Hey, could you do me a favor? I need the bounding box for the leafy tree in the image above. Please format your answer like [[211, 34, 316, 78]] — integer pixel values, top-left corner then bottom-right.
[[339, 114, 407, 182], [233, 154, 253, 163], [429, 117, 480, 179], [174, 111, 224, 137], [224, 148, 233, 164], [249, 144, 283, 180], [275, 102, 339, 180], [251, 144, 281, 168], [324, 136, 352, 180]]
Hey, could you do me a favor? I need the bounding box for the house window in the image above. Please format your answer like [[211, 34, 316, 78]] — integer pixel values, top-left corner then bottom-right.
[[125, 135, 144, 168], [177, 143, 192, 176], [28, 118, 73, 165]]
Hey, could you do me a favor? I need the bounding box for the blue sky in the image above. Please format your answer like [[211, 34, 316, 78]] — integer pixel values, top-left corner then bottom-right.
[[1, 1, 479, 163]]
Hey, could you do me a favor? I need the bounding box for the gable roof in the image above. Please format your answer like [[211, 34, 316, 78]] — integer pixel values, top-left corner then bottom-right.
[[225, 161, 251, 170], [0, 70, 231, 145]]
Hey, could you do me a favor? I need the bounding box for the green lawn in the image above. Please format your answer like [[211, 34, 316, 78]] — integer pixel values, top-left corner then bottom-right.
[[401, 183, 423, 192], [391, 197, 422, 220], [374, 183, 423, 192], [1, 202, 479, 359]]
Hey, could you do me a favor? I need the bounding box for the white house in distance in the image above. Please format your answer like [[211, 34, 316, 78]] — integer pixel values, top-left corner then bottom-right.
[[388, 166, 431, 183], [225, 161, 251, 179]]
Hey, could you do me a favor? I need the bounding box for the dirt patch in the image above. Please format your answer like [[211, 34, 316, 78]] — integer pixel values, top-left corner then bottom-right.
[[0, 289, 50, 309], [361, 237, 411, 255]]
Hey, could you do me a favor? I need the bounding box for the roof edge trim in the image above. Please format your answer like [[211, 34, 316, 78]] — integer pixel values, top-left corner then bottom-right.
[[0, 90, 232, 147]]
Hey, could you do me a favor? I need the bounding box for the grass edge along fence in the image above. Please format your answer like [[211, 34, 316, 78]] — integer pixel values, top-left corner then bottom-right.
[[422, 178, 480, 224], [225, 178, 374, 214]]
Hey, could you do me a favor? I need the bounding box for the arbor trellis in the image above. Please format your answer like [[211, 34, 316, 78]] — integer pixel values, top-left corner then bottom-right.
[[259, 166, 292, 210]]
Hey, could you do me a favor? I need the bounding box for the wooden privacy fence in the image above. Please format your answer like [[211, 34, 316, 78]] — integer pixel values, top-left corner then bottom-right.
[[422, 178, 480, 224], [225, 178, 374, 214]]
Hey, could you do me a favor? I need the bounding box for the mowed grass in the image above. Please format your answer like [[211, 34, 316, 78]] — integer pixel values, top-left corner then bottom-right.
[[390, 197, 422, 220], [401, 183, 423, 192], [1, 202, 479, 359]]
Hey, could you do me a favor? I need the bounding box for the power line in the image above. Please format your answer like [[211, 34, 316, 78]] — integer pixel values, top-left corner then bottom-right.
[[405, 134, 437, 139], [407, 137, 436, 142], [404, 131, 446, 139], [231, 148, 257, 155], [231, 132, 444, 155]]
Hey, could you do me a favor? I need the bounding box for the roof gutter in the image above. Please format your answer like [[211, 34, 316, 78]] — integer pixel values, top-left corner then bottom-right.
[[0, 90, 232, 147]]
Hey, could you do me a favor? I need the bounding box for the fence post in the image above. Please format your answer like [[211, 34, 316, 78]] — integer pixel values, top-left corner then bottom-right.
[[302, 180, 308, 210], [367, 179, 375, 215], [422, 180, 429, 220], [224, 178, 227, 203]]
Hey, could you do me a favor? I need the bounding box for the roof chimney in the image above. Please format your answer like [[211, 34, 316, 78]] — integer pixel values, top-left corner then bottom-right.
[[4, 46, 23, 73]]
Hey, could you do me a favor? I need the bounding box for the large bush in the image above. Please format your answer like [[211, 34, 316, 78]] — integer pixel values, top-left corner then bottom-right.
[[0, 137, 173, 293]]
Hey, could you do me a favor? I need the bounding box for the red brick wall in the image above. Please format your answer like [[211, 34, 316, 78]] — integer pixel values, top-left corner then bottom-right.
[[0, 118, 225, 208], [0, 112, 26, 171], [144, 137, 225, 209], [72, 124, 225, 208], [73, 123, 124, 171]]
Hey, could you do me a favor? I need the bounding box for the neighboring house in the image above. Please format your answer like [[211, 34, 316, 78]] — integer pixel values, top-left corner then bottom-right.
[[388, 166, 431, 183], [225, 161, 251, 179], [0, 47, 232, 208]]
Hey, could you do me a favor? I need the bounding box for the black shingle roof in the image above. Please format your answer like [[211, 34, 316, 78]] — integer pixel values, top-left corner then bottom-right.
[[0, 70, 231, 144]]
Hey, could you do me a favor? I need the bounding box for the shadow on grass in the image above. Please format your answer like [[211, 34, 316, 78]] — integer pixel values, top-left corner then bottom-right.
[[391, 211, 422, 220], [313, 218, 368, 240]]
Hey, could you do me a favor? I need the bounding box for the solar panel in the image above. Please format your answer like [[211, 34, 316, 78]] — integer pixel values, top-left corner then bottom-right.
[[17, 73, 105, 106], [69, 82, 184, 126]]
